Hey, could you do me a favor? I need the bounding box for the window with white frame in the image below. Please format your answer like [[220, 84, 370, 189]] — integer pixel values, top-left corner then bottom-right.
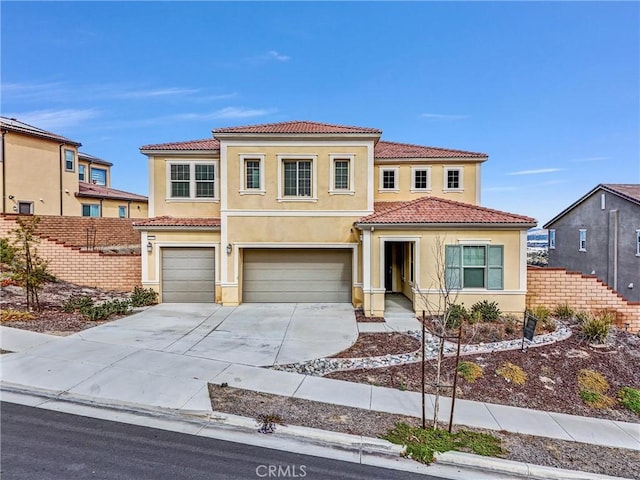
[[82, 204, 100, 217], [636, 229, 639, 256], [579, 229, 587, 251], [64, 149, 75, 172], [329, 155, 354, 193], [444, 167, 463, 191], [445, 244, 504, 290], [283, 160, 312, 197], [411, 166, 431, 192], [91, 167, 107, 186], [18, 202, 33, 215], [79, 165, 86, 182], [549, 229, 556, 249], [379, 167, 398, 191], [118, 206, 127, 218], [168, 162, 217, 200], [240, 155, 264, 193]]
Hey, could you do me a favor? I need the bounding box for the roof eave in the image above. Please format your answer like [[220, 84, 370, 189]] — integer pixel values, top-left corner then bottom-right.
[[355, 222, 537, 230], [375, 156, 488, 163], [2, 126, 82, 147], [212, 132, 381, 141], [76, 192, 148, 202], [139, 148, 220, 156], [132, 225, 220, 231]]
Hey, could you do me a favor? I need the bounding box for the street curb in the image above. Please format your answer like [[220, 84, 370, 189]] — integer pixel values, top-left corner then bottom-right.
[[0, 384, 634, 480]]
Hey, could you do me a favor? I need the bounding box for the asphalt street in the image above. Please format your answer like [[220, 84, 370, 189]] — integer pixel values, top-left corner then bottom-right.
[[0, 402, 446, 480]]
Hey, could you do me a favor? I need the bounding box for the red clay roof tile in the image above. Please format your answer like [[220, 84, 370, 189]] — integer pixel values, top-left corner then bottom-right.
[[140, 138, 220, 151], [375, 140, 486, 159], [77, 183, 147, 202], [213, 120, 381, 135], [359, 197, 536, 226], [133, 216, 221, 228]]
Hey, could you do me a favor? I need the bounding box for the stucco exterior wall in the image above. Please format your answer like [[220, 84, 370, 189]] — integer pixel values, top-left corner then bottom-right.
[[548, 190, 640, 302]]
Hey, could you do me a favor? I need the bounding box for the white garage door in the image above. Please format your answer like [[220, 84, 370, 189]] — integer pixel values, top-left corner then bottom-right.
[[243, 249, 352, 303], [162, 248, 215, 303]]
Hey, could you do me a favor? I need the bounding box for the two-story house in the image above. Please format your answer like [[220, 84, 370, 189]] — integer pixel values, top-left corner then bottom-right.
[[135, 121, 536, 317], [544, 184, 640, 302], [0, 116, 148, 218]]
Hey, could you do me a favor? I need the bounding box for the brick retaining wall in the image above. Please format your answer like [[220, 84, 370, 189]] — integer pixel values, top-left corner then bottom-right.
[[0, 216, 140, 292], [527, 266, 640, 333]]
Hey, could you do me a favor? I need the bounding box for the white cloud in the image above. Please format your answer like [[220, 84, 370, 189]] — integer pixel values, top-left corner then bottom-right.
[[420, 113, 470, 120], [167, 107, 276, 122], [2, 81, 67, 102], [7, 108, 100, 131], [266, 50, 290, 62], [569, 156, 609, 163], [507, 168, 564, 176], [113, 87, 201, 99]]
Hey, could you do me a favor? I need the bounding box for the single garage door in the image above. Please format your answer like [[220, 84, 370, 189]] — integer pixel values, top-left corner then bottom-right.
[[243, 249, 352, 303], [162, 248, 215, 303]]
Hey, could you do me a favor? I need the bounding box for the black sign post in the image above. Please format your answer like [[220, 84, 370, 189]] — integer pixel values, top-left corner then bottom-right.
[[522, 312, 538, 352]]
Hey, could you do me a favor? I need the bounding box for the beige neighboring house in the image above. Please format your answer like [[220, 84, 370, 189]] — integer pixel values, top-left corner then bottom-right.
[[0, 117, 148, 218], [136, 120, 536, 316]]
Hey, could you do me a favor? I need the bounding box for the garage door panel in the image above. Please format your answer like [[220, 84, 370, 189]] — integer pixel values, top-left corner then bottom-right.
[[243, 249, 351, 303], [162, 248, 215, 303]]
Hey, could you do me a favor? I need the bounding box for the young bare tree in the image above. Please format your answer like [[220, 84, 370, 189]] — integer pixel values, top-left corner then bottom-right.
[[9, 216, 49, 311]]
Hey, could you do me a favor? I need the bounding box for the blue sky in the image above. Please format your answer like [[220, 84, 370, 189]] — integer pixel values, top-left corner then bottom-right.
[[2, 1, 638, 226]]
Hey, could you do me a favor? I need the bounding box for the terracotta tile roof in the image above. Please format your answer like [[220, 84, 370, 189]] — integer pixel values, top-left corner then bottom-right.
[[78, 152, 113, 166], [213, 120, 382, 135], [77, 183, 148, 202], [358, 197, 536, 226], [0, 116, 81, 146], [375, 140, 486, 159], [133, 216, 221, 228], [140, 138, 220, 151], [602, 184, 640, 203]]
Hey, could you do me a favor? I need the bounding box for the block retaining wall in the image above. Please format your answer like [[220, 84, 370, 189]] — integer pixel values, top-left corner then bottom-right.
[[527, 266, 640, 333], [0, 216, 140, 292]]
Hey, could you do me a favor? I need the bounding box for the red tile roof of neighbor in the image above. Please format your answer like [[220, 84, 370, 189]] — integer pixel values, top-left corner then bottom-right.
[[78, 152, 113, 166], [213, 120, 382, 135], [375, 140, 486, 159], [140, 138, 220, 151], [358, 197, 537, 226], [133, 216, 221, 228], [0, 116, 82, 146], [77, 183, 148, 202], [602, 184, 640, 203]]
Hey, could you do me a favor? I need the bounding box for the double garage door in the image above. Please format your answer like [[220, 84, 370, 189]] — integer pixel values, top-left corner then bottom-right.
[[162, 248, 215, 303], [243, 249, 352, 303]]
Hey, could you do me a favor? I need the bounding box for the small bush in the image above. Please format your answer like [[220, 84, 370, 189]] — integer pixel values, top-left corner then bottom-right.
[[446, 304, 469, 328], [0, 309, 35, 322], [80, 299, 132, 321], [581, 312, 612, 343], [579, 390, 615, 409], [528, 305, 550, 322], [553, 303, 575, 319], [502, 314, 520, 335], [62, 295, 94, 313], [382, 423, 503, 464], [470, 300, 501, 322], [0, 238, 16, 265], [256, 413, 285, 434], [577, 369, 609, 394], [457, 361, 484, 382], [496, 362, 527, 385], [575, 311, 591, 324], [130, 286, 159, 307], [617, 387, 640, 415]]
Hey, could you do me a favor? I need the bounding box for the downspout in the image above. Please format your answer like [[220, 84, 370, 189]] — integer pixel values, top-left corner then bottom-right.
[[1, 130, 6, 214], [59, 145, 64, 215], [99, 198, 104, 217], [612, 210, 618, 291]]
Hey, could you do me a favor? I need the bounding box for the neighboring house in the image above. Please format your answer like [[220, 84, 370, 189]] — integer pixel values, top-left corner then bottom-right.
[[544, 184, 640, 302], [135, 120, 536, 316], [0, 117, 148, 218]]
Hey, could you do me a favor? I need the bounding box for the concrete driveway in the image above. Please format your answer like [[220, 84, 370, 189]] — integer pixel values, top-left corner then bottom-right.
[[75, 302, 358, 366]]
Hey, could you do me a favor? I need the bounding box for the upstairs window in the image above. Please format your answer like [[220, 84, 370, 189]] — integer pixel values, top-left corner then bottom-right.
[[283, 160, 312, 197], [379, 167, 398, 191], [168, 162, 217, 200], [444, 167, 463, 191], [445, 244, 503, 290], [91, 168, 107, 186], [549, 229, 556, 249], [411, 166, 431, 192], [579, 229, 587, 251], [118, 206, 127, 218], [64, 149, 75, 172], [82, 204, 100, 217], [240, 155, 264, 194], [245, 160, 261, 189], [334, 160, 349, 190], [79, 165, 86, 182]]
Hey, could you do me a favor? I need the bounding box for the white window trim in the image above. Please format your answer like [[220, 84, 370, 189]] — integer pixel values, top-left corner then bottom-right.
[[64, 149, 75, 172], [17, 201, 34, 214], [636, 229, 640, 256], [329, 154, 355, 195], [410, 166, 432, 193], [549, 229, 556, 249], [82, 203, 101, 217], [239, 154, 266, 195], [276, 154, 318, 202], [90, 167, 108, 186], [118, 205, 127, 218], [78, 164, 86, 182], [579, 229, 587, 252], [443, 166, 464, 192], [379, 167, 399, 192], [165, 160, 219, 202]]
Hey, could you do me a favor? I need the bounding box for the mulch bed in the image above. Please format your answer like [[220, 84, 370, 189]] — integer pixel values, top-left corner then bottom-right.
[[354, 308, 385, 323], [327, 328, 640, 423], [330, 333, 421, 358]]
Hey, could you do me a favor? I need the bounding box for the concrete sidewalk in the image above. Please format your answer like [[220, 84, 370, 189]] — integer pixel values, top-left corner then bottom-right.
[[1, 321, 638, 452]]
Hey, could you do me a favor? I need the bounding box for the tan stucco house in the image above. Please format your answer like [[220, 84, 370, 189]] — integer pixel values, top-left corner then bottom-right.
[[135, 120, 536, 316], [0, 117, 148, 218]]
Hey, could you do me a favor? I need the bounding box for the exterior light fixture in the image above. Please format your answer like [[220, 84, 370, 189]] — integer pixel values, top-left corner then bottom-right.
[[226, 243, 232, 254], [147, 242, 153, 253]]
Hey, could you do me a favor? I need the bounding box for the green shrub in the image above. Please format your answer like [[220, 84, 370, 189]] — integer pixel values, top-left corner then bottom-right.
[[130, 286, 159, 307], [553, 303, 575, 319], [457, 361, 484, 382], [80, 299, 132, 321], [579, 390, 615, 409], [617, 387, 640, 415], [581, 312, 612, 343], [496, 362, 527, 385], [62, 295, 94, 313], [0, 238, 16, 265], [470, 300, 501, 322], [502, 314, 521, 335], [577, 369, 615, 409], [575, 311, 591, 324], [382, 423, 503, 464], [528, 305, 550, 322], [0, 309, 35, 322], [445, 304, 469, 328]]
